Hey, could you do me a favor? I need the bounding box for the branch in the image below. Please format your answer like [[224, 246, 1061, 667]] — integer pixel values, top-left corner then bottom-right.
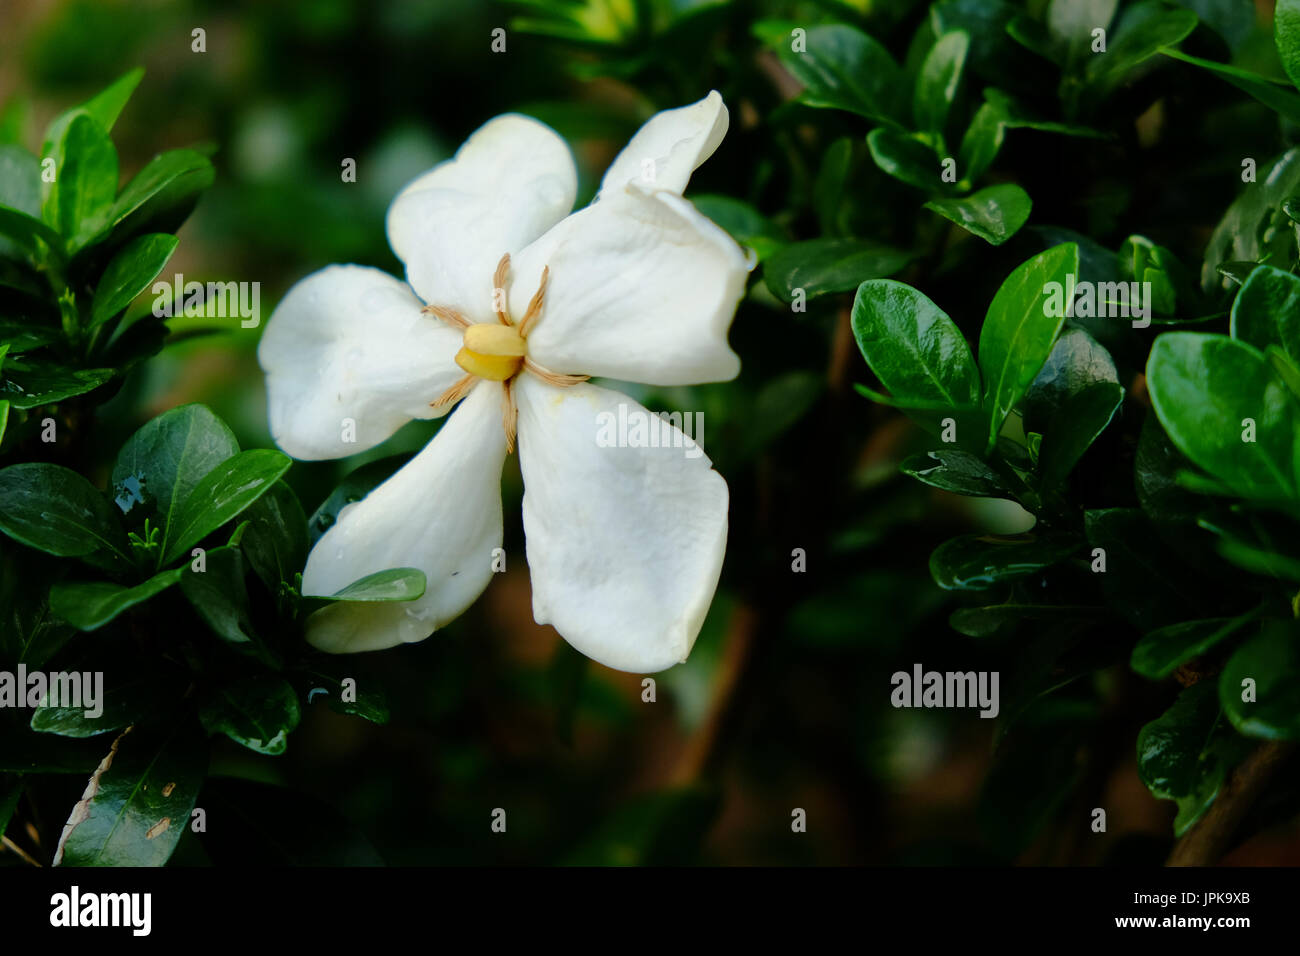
[[1167, 740, 1295, 866]]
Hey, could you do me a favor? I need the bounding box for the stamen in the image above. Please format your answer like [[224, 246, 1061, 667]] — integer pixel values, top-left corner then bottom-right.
[[517, 266, 550, 338], [493, 253, 511, 326], [431, 373, 477, 409], [422, 304, 471, 330], [502, 379, 518, 454], [524, 357, 588, 387]]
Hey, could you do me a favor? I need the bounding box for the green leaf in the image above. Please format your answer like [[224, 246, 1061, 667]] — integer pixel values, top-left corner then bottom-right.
[[1229, 265, 1300, 364], [1022, 327, 1123, 486], [0, 463, 126, 558], [776, 24, 905, 124], [764, 237, 913, 302], [0, 362, 114, 409], [900, 449, 1010, 497], [111, 402, 239, 522], [42, 113, 118, 249], [929, 533, 1079, 590], [852, 279, 981, 409], [1084, 4, 1198, 101], [957, 102, 1005, 184], [1219, 621, 1300, 740], [1161, 48, 1300, 125], [40, 68, 143, 156], [950, 603, 1101, 637], [924, 183, 1032, 245], [290, 668, 390, 725], [0, 144, 40, 216], [89, 233, 177, 327], [866, 127, 946, 192], [198, 674, 301, 756], [1201, 149, 1300, 292], [914, 30, 969, 135], [1280, 0, 1300, 91], [240, 480, 308, 590], [31, 661, 181, 737], [0, 206, 64, 261], [314, 567, 427, 603], [161, 449, 292, 566], [1137, 680, 1250, 836], [977, 243, 1079, 452], [54, 722, 206, 866], [1147, 333, 1299, 501], [103, 148, 215, 244], [1132, 613, 1259, 680], [50, 569, 183, 631], [180, 545, 255, 645]]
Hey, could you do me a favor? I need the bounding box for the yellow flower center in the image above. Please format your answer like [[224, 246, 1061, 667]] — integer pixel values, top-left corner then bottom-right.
[[455, 323, 526, 381], [421, 253, 588, 454]]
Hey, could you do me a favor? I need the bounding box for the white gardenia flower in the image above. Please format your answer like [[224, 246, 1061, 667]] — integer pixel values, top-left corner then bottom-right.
[[258, 91, 750, 673]]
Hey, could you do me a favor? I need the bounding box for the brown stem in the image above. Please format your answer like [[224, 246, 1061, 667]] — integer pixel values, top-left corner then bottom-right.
[[1167, 741, 1295, 866]]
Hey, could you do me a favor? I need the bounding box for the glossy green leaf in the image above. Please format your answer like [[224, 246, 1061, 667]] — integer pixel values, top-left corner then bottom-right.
[[765, 238, 913, 302], [900, 449, 1009, 497], [957, 102, 1005, 184], [852, 279, 980, 409], [924, 183, 1032, 245], [180, 545, 255, 645], [53, 721, 207, 867], [929, 533, 1079, 590], [1083, 4, 1197, 101], [0, 362, 114, 409], [1201, 148, 1300, 291], [1022, 327, 1123, 486], [40, 68, 142, 157], [111, 402, 240, 522], [914, 30, 969, 134], [1147, 333, 1299, 501], [50, 569, 183, 631], [1131, 614, 1259, 680], [1137, 680, 1250, 836], [1229, 265, 1300, 364], [89, 233, 177, 327], [977, 243, 1079, 452], [31, 661, 181, 737], [1161, 49, 1300, 125], [240, 480, 308, 590], [1219, 621, 1300, 739], [776, 24, 905, 124], [103, 148, 215, 244], [42, 113, 118, 248], [315, 567, 427, 603], [867, 127, 946, 192], [161, 448, 292, 566], [0, 462, 126, 558], [198, 674, 301, 756]]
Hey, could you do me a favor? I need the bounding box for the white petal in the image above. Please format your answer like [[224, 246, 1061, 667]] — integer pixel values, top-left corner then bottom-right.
[[302, 381, 507, 653], [598, 91, 728, 197], [509, 185, 747, 386], [386, 114, 577, 318], [515, 376, 728, 672], [258, 265, 463, 461]]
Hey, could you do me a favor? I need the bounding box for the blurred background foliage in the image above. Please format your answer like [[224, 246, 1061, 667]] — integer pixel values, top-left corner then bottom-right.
[[1, 0, 1299, 865]]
